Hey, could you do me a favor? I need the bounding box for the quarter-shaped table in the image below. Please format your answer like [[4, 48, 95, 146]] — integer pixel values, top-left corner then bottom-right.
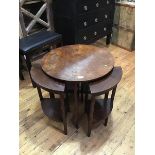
[[41, 44, 114, 128]]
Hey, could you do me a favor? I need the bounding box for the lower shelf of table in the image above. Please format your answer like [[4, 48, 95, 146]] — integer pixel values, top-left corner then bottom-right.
[[86, 98, 113, 121], [40, 97, 113, 124], [41, 98, 63, 122]]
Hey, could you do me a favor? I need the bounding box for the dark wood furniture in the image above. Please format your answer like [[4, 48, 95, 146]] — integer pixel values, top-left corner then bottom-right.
[[84, 66, 122, 136], [19, 30, 62, 87], [30, 63, 67, 135], [19, 0, 62, 83], [41, 44, 114, 129], [52, 0, 115, 45]]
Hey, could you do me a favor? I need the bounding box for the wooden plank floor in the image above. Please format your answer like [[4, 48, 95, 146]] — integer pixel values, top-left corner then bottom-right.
[[19, 42, 135, 155]]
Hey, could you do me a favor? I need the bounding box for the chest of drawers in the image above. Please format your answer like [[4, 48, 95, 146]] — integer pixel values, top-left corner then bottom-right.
[[52, 0, 115, 45]]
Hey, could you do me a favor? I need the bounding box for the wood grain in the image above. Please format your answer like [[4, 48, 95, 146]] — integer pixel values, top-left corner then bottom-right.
[[19, 42, 135, 155], [41, 44, 114, 82]]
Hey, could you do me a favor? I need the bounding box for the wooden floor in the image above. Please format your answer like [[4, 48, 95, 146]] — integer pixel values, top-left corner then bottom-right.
[[19, 42, 135, 155]]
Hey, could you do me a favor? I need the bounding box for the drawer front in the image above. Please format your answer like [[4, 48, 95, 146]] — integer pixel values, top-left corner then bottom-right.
[[78, 0, 114, 14], [76, 23, 111, 43], [78, 9, 111, 30]]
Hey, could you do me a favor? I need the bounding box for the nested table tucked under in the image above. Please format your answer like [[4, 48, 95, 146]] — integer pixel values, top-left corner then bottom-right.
[[41, 44, 114, 128]]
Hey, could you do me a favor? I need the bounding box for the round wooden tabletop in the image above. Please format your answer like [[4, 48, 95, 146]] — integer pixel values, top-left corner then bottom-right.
[[41, 44, 114, 82]]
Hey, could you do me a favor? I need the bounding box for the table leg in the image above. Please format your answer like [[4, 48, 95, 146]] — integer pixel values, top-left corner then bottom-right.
[[74, 82, 79, 129]]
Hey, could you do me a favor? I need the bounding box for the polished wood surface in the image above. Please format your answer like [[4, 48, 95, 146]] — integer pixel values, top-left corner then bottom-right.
[[89, 66, 123, 95], [19, 44, 134, 155], [30, 63, 65, 93], [41, 44, 114, 82]]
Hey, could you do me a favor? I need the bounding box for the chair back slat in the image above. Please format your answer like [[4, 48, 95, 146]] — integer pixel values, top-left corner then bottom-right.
[[19, 0, 54, 38]]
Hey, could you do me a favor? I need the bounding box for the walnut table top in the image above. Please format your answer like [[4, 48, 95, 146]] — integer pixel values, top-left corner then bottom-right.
[[41, 44, 114, 82]]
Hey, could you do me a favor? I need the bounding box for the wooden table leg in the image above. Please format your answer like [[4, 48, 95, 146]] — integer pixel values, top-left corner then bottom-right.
[[88, 95, 95, 137], [60, 94, 67, 135], [110, 86, 117, 111], [74, 82, 79, 129]]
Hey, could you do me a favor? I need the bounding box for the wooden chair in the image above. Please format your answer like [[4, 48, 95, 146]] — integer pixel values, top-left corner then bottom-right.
[[30, 63, 67, 135], [19, 0, 62, 86], [85, 66, 123, 137]]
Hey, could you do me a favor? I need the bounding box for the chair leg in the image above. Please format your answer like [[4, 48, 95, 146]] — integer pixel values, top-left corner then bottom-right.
[[104, 117, 108, 126], [19, 54, 24, 80], [60, 94, 67, 135], [37, 87, 43, 100], [19, 69, 24, 80], [64, 82, 71, 112], [81, 84, 84, 102], [74, 82, 79, 129], [77, 83, 80, 99], [24, 55, 36, 88], [103, 91, 109, 126], [65, 92, 70, 112], [49, 92, 55, 99], [84, 93, 88, 113], [88, 95, 95, 137], [110, 86, 117, 111], [104, 91, 109, 105]]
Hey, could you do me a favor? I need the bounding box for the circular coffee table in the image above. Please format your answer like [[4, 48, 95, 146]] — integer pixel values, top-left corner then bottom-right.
[[41, 44, 114, 128]]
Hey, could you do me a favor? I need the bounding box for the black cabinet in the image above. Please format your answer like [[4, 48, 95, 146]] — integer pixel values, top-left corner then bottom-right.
[[52, 0, 115, 45]]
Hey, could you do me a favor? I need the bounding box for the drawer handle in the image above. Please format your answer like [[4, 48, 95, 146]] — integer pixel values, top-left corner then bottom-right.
[[84, 21, 87, 27], [107, 0, 109, 4], [83, 5, 88, 11], [96, 3, 99, 7], [94, 31, 97, 36], [83, 36, 87, 40], [105, 14, 108, 19], [104, 27, 107, 31], [95, 18, 98, 23]]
